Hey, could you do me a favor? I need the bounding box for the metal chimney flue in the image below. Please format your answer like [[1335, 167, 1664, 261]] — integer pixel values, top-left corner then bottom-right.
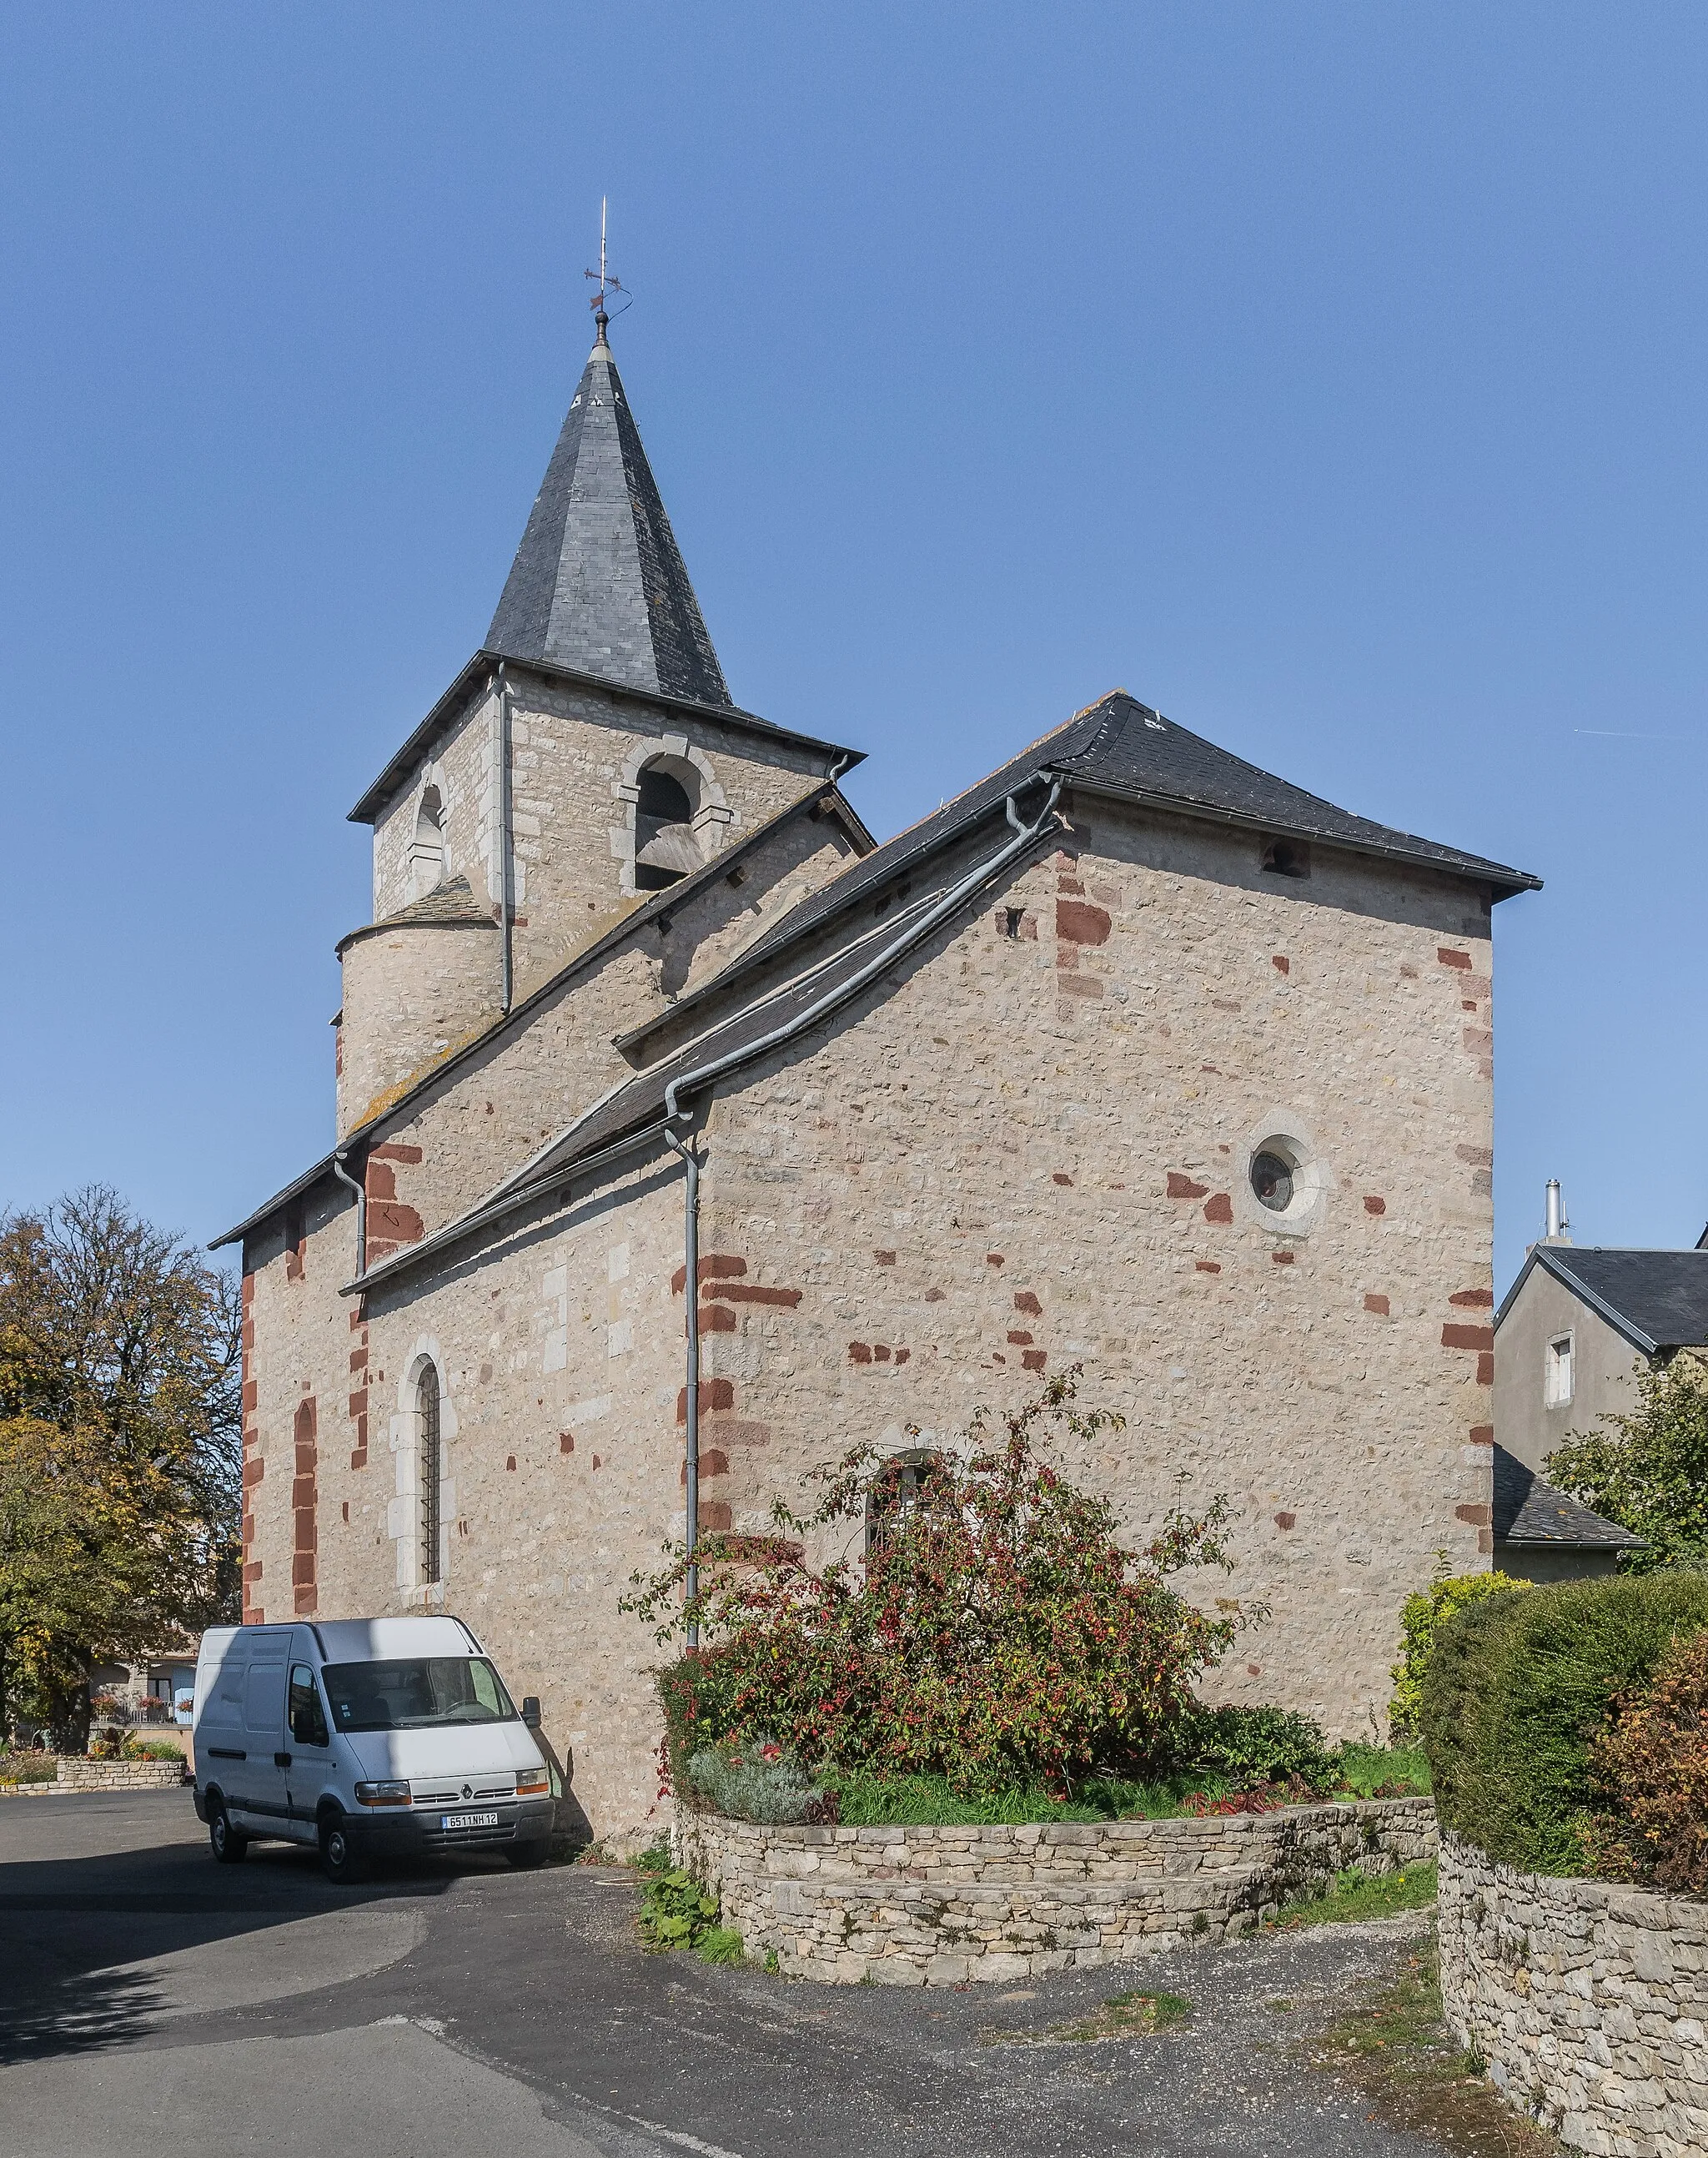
[[1545, 1179, 1564, 1240]]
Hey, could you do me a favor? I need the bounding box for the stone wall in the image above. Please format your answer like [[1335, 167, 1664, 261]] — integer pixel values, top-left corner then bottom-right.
[[680, 1796, 1437, 1985], [1439, 1831, 1708, 2157], [55, 1758, 187, 1792]]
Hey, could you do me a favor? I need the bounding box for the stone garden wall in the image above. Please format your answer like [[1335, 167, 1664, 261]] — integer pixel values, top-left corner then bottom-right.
[[1439, 1830, 1708, 2157], [680, 1795, 1436, 1985]]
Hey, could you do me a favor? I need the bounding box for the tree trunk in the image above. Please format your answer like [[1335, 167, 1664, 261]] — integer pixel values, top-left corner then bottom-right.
[[46, 1665, 92, 1756]]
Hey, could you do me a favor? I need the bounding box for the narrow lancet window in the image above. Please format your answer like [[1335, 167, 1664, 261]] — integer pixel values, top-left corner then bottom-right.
[[409, 786, 446, 898], [419, 1362, 442, 1585]]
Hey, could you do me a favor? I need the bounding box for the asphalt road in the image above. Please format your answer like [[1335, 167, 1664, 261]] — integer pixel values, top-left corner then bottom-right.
[[0, 1791, 1459, 2158]]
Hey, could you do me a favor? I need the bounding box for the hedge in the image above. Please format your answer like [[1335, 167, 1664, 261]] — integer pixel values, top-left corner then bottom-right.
[[1420, 1571, 1708, 1874]]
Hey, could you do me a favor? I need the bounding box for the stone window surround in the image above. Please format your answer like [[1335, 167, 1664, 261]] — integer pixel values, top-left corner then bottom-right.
[[389, 1340, 457, 1604], [610, 735, 734, 898], [1238, 1110, 1332, 1238]]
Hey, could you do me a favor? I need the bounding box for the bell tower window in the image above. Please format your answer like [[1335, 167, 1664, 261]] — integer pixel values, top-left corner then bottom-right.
[[419, 1361, 443, 1585], [634, 762, 701, 891], [408, 786, 446, 898]]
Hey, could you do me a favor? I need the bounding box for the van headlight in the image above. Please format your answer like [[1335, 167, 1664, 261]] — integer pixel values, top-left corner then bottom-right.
[[355, 1779, 411, 1808], [515, 1768, 549, 1797]]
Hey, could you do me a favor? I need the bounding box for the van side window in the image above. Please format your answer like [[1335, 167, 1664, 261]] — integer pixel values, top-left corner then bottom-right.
[[470, 1661, 504, 1717], [288, 1664, 329, 1748]]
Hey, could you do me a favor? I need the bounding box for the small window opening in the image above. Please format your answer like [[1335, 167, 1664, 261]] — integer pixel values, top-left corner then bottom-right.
[[635, 764, 699, 892], [409, 786, 446, 898], [1545, 1334, 1575, 1409], [284, 1202, 306, 1281], [419, 1363, 443, 1584], [1261, 838, 1311, 879], [1002, 908, 1025, 939], [1250, 1149, 1296, 1212], [866, 1451, 945, 1559]]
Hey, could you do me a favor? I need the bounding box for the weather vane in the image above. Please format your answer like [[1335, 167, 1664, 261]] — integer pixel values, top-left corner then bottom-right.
[[584, 197, 630, 339]]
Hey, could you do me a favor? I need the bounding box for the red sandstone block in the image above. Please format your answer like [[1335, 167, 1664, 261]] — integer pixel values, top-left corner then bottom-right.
[[1456, 1145, 1494, 1168], [349, 1347, 368, 1372], [242, 1458, 265, 1488], [1195, 1261, 1221, 1275], [365, 1162, 397, 1201], [292, 1553, 316, 1585], [1057, 973, 1103, 998], [718, 1284, 803, 1307], [1477, 1352, 1494, 1386], [701, 1503, 733, 1532], [1364, 1294, 1390, 1316], [294, 1587, 318, 1615], [1057, 874, 1085, 895], [874, 1250, 897, 1265], [874, 1344, 892, 1361], [987, 1252, 1004, 1267], [1463, 1028, 1494, 1055], [1013, 1290, 1042, 1315], [1273, 1250, 1295, 1266], [291, 1476, 315, 1509], [369, 1142, 423, 1163], [1449, 1289, 1494, 1308], [1364, 1196, 1386, 1215], [1008, 1330, 1033, 1346], [348, 1390, 367, 1419], [677, 1379, 735, 1424], [896, 1348, 910, 1364], [1442, 1324, 1494, 1351], [1274, 1512, 1296, 1531], [243, 1560, 264, 1582], [1052, 1172, 1073, 1186], [700, 1304, 737, 1332], [673, 1255, 747, 1293], [1056, 899, 1112, 946], [505, 1456, 516, 1471], [1438, 947, 1473, 969], [681, 1451, 730, 1484], [1469, 1425, 1494, 1445], [1203, 1193, 1233, 1224], [1455, 1503, 1492, 1527], [1022, 1350, 1047, 1371], [349, 1449, 366, 1471], [560, 1431, 575, 1453], [1272, 954, 1290, 975], [241, 1273, 254, 1305], [242, 1378, 257, 1413], [1167, 1173, 1208, 1200], [848, 1342, 873, 1364]]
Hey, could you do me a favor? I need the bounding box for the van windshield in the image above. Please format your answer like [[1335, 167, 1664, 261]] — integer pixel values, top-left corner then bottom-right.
[[321, 1657, 517, 1732]]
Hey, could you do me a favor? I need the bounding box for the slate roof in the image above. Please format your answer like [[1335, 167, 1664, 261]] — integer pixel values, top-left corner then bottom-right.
[[209, 785, 873, 1252], [334, 877, 492, 954], [1495, 1245, 1708, 1356], [1492, 1443, 1644, 1550], [486, 325, 731, 707], [620, 690, 1540, 1059]]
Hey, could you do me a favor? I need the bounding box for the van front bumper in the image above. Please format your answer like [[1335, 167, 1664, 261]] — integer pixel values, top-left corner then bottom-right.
[[345, 1796, 556, 1856]]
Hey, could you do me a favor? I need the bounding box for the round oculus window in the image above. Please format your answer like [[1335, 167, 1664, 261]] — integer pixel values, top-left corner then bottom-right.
[[1250, 1149, 1295, 1213]]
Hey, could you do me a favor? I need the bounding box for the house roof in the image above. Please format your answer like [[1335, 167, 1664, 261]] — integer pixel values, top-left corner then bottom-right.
[[208, 783, 873, 1252], [1492, 1443, 1645, 1551], [1495, 1245, 1708, 1356], [486, 325, 732, 707], [619, 689, 1540, 1059]]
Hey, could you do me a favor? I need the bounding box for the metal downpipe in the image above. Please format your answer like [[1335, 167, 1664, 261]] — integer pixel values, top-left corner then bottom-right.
[[662, 1120, 702, 1647], [331, 1149, 367, 1279], [497, 664, 515, 1014]]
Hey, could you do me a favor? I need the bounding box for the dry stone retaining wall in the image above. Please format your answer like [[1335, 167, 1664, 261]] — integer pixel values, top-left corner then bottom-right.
[[681, 1795, 1436, 1985], [1439, 1830, 1708, 2156], [56, 1758, 187, 1792]]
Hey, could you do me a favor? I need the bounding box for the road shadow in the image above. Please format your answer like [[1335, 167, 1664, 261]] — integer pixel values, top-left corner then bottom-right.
[[0, 1835, 457, 2065]]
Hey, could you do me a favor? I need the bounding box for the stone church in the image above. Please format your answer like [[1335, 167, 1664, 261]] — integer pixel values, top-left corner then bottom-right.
[[218, 309, 1540, 1839]]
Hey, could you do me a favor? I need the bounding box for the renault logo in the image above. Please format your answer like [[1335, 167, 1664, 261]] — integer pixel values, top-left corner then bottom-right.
[[461, 1783, 473, 1799]]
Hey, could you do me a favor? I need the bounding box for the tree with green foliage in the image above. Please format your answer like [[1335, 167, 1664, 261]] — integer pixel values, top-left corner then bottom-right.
[[0, 1189, 241, 1748], [1387, 1557, 1532, 1738], [1546, 1355, 1708, 1572], [626, 1370, 1247, 1797]]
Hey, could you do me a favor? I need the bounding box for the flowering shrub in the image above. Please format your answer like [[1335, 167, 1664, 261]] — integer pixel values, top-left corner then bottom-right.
[[1584, 1624, 1708, 1894], [1187, 1705, 1335, 1792], [625, 1372, 1245, 1796]]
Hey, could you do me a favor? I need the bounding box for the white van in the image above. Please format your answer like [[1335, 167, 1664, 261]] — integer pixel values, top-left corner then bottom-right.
[[192, 1615, 555, 1882]]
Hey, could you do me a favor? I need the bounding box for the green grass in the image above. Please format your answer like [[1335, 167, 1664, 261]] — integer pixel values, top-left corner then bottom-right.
[[0, 1754, 58, 1785], [1332, 1742, 1432, 1798], [986, 1989, 1192, 2045], [829, 1769, 1109, 1825], [1273, 1861, 1439, 1929]]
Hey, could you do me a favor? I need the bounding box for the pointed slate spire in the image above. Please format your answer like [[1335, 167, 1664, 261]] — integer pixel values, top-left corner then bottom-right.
[[486, 319, 733, 707]]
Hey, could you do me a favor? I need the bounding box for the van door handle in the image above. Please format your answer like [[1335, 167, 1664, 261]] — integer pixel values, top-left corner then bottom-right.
[[274, 1751, 292, 1768]]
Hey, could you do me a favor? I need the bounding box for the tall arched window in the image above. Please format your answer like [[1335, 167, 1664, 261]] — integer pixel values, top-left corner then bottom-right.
[[866, 1450, 945, 1560], [633, 762, 701, 891], [418, 1362, 442, 1586], [408, 786, 446, 898]]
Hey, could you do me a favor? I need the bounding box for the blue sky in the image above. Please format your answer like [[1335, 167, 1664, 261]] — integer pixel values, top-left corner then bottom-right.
[[3, 3, 1704, 1290]]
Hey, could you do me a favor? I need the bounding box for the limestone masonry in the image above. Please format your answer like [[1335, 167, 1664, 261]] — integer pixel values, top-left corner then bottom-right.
[[1439, 1831, 1708, 2156], [219, 314, 1541, 1843], [681, 1797, 1438, 1986]]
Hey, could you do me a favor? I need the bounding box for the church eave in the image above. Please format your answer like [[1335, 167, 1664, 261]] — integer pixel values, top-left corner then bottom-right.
[[346, 648, 863, 827]]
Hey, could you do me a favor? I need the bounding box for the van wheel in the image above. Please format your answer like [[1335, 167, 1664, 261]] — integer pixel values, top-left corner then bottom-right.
[[208, 1799, 248, 1864], [505, 1839, 550, 1869], [319, 1812, 365, 1884]]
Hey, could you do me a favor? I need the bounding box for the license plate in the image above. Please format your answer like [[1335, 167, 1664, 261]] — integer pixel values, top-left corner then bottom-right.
[[441, 1809, 500, 1830]]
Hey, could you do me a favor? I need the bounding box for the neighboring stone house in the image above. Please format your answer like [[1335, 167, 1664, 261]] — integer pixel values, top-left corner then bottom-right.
[[217, 313, 1544, 1841], [1493, 1235, 1708, 1576]]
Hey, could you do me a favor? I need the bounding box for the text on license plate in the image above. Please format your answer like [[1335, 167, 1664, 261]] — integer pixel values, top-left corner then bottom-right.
[[441, 1809, 500, 1830]]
